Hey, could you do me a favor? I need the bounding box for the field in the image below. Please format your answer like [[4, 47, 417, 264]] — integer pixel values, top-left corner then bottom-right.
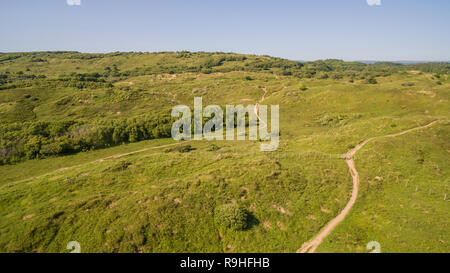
[[0, 52, 448, 252]]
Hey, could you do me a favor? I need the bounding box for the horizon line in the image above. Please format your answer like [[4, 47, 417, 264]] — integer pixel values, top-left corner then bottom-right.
[[1, 50, 449, 64]]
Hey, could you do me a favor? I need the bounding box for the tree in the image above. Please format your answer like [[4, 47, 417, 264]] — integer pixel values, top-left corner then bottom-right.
[[24, 136, 42, 159], [214, 204, 249, 231]]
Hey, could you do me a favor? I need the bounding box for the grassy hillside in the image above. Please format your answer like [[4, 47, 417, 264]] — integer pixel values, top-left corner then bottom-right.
[[0, 52, 448, 252], [318, 124, 449, 252]]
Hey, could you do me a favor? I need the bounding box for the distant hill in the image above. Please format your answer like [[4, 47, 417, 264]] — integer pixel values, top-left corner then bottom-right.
[[357, 60, 450, 65]]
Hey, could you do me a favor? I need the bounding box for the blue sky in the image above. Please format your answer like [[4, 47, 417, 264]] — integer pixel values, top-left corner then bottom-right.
[[1, 0, 449, 61]]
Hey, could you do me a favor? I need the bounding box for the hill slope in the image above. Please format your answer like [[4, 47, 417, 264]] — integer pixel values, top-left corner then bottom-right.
[[0, 52, 448, 252]]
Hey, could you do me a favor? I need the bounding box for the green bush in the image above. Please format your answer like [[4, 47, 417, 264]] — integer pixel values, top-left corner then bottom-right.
[[104, 161, 132, 172], [214, 204, 249, 231], [24, 136, 42, 159], [318, 72, 329, 79], [365, 78, 378, 84], [165, 145, 195, 153], [40, 142, 64, 156], [207, 144, 220, 151]]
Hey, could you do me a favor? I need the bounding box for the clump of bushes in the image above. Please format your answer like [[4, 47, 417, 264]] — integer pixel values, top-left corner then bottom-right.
[[177, 145, 195, 153], [365, 78, 378, 84], [214, 204, 249, 231], [104, 161, 132, 172], [0, 113, 173, 165], [165, 145, 195, 153], [207, 144, 220, 151]]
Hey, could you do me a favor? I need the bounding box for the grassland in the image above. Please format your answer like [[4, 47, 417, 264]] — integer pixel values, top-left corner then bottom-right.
[[0, 52, 448, 252]]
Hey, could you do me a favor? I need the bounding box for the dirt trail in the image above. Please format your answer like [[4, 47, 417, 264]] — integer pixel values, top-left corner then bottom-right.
[[4, 88, 270, 189], [2, 141, 192, 189], [297, 120, 441, 253], [254, 87, 268, 129]]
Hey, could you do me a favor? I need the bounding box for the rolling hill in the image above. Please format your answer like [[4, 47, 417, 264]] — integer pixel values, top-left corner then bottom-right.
[[0, 52, 448, 252]]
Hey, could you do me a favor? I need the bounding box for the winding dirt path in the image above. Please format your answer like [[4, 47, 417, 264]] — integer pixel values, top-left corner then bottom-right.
[[254, 87, 268, 129], [297, 120, 441, 253], [5, 87, 270, 189], [4, 88, 271, 189]]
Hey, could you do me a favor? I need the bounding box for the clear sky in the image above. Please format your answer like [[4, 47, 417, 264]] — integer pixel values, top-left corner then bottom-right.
[[1, 0, 449, 61]]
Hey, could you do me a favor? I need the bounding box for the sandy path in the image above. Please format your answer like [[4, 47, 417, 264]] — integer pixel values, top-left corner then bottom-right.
[[297, 120, 441, 253], [1, 141, 192, 190], [254, 87, 268, 129], [5, 87, 269, 189]]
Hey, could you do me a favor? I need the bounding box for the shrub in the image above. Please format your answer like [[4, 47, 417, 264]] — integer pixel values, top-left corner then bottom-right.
[[365, 78, 377, 84], [214, 204, 249, 231], [40, 142, 64, 156], [208, 144, 220, 151], [24, 136, 42, 159], [318, 72, 329, 79], [331, 73, 343, 80], [168, 145, 195, 153], [104, 161, 132, 172]]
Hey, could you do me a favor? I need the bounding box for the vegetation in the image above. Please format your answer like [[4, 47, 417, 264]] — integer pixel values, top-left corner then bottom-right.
[[214, 204, 249, 231], [0, 114, 173, 164], [0, 51, 448, 253]]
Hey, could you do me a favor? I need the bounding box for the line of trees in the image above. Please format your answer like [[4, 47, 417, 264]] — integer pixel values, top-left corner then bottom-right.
[[0, 113, 173, 165], [0, 109, 247, 165]]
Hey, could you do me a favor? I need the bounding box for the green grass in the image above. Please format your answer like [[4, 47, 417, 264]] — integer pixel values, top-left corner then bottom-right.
[[318, 123, 449, 252], [0, 52, 448, 252], [0, 139, 352, 252]]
